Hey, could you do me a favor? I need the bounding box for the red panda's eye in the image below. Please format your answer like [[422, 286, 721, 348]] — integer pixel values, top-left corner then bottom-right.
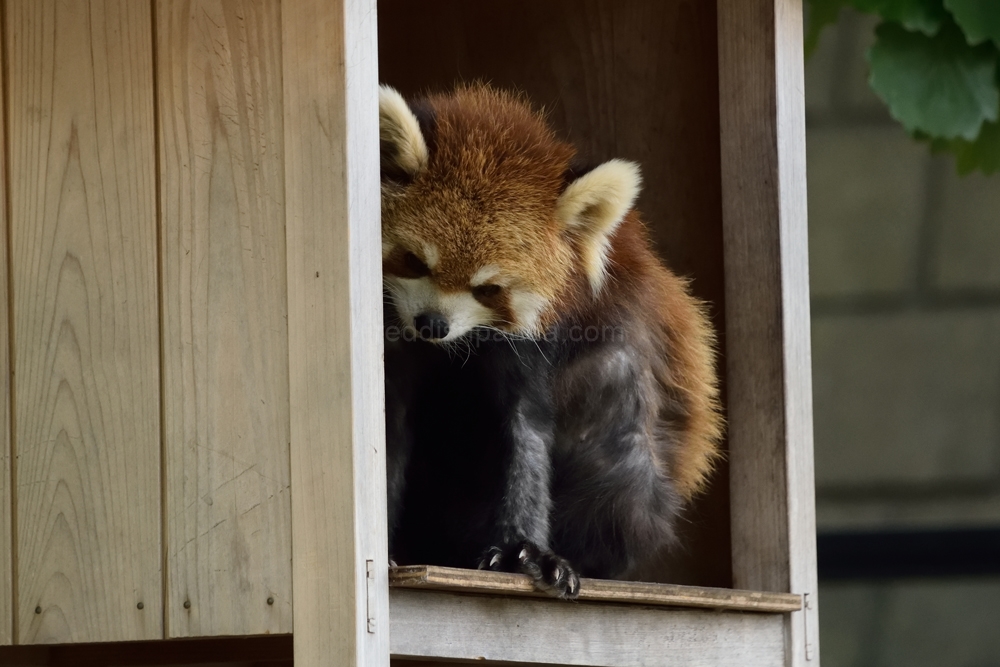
[[472, 284, 503, 301], [402, 251, 430, 277]]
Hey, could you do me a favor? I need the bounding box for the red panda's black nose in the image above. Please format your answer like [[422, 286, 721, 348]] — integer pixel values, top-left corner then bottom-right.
[[414, 312, 450, 341]]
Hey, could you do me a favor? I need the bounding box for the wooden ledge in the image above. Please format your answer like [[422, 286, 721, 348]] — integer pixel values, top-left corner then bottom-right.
[[390, 565, 801, 613]]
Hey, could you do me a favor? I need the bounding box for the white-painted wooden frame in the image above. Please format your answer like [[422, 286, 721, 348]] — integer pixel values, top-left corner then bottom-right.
[[282, 0, 388, 665], [719, 0, 820, 664]]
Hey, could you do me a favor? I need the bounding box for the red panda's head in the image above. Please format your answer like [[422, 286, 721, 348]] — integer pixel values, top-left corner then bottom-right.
[[380, 84, 641, 342]]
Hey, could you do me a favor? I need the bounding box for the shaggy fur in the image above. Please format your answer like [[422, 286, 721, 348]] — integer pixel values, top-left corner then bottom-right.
[[382, 84, 723, 596]]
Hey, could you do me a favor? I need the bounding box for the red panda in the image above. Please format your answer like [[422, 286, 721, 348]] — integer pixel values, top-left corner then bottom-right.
[[381, 84, 723, 597]]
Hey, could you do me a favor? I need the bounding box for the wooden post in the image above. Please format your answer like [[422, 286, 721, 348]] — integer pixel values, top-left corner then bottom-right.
[[282, 0, 388, 666], [718, 0, 820, 665], [0, 7, 11, 644]]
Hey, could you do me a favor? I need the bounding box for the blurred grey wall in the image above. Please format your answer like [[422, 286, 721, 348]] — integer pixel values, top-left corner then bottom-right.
[[806, 9, 1000, 667]]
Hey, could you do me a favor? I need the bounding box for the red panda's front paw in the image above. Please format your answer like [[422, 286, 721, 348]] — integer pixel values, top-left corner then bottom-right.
[[477, 541, 581, 600]]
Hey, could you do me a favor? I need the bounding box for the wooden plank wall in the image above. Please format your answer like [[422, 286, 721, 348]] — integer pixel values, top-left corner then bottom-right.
[[281, 0, 388, 665], [717, 0, 820, 665], [6, 0, 162, 643], [0, 9, 11, 645], [156, 0, 292, 638], [1, 0, 304, 646]]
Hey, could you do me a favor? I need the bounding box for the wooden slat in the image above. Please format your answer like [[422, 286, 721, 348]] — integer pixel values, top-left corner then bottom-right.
[[718, 0, 820, 664], [390, 589, 785, 667], [281, 0, 386, 664], [6, 0, 161, 643], [390, 566, 801, 613], [0, 15, 11, 646], [156, 0, 291, 638]]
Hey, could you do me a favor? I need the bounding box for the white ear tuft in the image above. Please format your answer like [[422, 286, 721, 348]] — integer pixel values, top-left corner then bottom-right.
[[379, 85, 429, 179], [556, 159, 642, 294]]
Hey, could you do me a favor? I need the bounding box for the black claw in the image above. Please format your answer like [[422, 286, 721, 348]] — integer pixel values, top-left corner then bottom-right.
[[477, 541, 580, 599], [477, 545, 505, 571]]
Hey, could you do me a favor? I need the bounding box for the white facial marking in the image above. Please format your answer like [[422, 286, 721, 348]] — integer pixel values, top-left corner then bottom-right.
[[385, 276, 494, 342], [422, 243, 440, 270], [470, 264, 502, 286], [508, 289, 548, 334], [439, 292, 493, 339]]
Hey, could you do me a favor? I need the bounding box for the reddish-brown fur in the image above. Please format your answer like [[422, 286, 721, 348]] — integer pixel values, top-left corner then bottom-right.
[[382, 84, 722, 498]]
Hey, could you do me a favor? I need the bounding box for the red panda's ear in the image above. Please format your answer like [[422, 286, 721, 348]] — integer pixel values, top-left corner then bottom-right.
[[556, 159, 642, 294], [379, 85, 428, 182]]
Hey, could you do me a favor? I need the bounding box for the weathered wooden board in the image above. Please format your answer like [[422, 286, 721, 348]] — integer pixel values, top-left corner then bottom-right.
[[390, 566, 801, 613], [281, 0, 387, 664], [6, 0, 161, 643], [377, 0, 731, 589], [718, 0, 820, 664], [156, 0, 292, 638], [0, 22, 11, 647], [390, 589, 786, 667]]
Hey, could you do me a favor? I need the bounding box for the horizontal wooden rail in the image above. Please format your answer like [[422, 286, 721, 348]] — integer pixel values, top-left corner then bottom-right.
[[390, 588, 787, 667], [390, 565, 802, 613]]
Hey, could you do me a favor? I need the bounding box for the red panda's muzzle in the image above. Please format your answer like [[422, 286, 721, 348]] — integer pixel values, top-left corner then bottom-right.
[[413, 312, 450, 341]]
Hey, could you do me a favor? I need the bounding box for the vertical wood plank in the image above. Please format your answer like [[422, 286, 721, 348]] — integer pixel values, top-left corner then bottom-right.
[[6, 0, 161, 643], [281, 0, 387, 664], [0, 7, 12, 645], [156, 0, 292, 638], [718, 0, 820, 665]]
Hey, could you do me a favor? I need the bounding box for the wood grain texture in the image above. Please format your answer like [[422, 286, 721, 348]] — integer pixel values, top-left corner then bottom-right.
[[6, 0, 161, 643], [718, 0, 820, 664], [282, 0, 387, 664], [0, 19, 11, 647], [378, 0, 731, 588], [156, 0, 291, 638], [390, 566, 801, 613], [390, 589, 785, 667]]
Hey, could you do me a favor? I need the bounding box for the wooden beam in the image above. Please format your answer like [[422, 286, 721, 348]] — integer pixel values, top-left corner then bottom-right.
[[0, 6, 11, 645], [390, 589, 785, 667], [281, 0, 387, 665], [390, 566, 801, 613], [717, 0, 819, 664]]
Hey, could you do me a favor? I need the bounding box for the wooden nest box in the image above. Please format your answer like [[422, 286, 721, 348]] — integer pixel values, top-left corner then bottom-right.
[[0, 0, 817, 665]]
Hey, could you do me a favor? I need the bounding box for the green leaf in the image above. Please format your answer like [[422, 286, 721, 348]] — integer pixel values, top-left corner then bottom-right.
[[951, 120, 1000, 173], [806, 0, 850, 56], [805, 0, 948, 57], [868, 20, 999, 139], [914, 123, 1000, 173], [853, 0, 948, 34], [806, 0, 848, 55], [944, 0, 1000, 46]]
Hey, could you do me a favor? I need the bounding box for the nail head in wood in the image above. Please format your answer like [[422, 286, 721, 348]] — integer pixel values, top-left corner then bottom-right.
[[35, 606, 41, 615], [136, 602, 144, 610], [267, 596, 275, 606], [183, 600, 191, 609]]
